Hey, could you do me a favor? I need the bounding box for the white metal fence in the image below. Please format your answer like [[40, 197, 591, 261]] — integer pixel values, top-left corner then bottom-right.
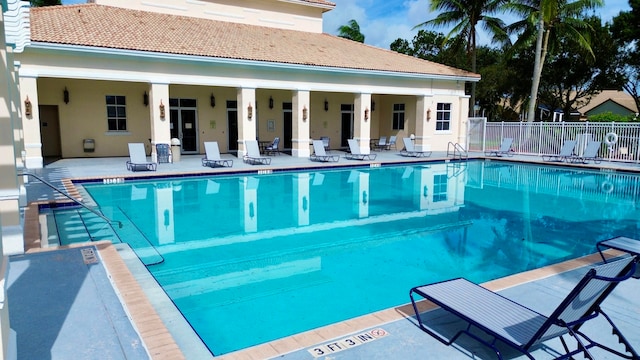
[[468, 119, 640, 162]]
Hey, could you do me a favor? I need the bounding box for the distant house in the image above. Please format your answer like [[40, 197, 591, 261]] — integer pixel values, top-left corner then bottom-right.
[[578, 90, 639, 120]]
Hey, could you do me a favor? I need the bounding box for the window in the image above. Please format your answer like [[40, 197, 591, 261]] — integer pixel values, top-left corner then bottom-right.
[[436, 103, 451, 131], [433, 174, 448, 202], [392, 103, 405, 130], [106, 95, 127, 131]]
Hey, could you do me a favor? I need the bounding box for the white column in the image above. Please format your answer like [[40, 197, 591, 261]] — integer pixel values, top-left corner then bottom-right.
[[458, 95, 471, 148], [415, 95, 433, 152], [292, 90, 311, 157], [18, 75, 42, 169], [149, 83, 170, 163], [414, 167, 431, 211], [237, 87, 256, 157], [353, 93, 371, 152]]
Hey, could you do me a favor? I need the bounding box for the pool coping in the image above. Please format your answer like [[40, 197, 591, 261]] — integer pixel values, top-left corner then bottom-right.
[[23, 154, 639, 358]]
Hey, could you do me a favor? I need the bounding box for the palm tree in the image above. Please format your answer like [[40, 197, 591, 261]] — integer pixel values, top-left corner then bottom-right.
[[508, 0, 603, 123], [338, 19, 365, 43], [417, 0, 509, 115]]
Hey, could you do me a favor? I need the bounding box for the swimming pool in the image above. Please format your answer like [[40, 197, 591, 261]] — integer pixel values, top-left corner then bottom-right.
[[79, 160, 640, 355]]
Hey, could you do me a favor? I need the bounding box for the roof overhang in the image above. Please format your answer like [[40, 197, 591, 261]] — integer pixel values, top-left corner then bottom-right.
[[27, 42, 480, 84], [279, 0, 336, 12]]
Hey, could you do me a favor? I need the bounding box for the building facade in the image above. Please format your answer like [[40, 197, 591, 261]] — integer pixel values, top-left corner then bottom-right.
[[11, 0, 478, 168]]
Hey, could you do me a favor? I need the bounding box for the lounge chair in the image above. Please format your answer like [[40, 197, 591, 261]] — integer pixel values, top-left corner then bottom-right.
[[155, 143, 172, 163], [485, 138, 514, 157], [373, 136, 387, 151], [126, 143, 157, 171], [243, 140, 271, 165], [570, 140, 602, 164], [320, 136, 330, 151], [310, 140, 339, 162], [400, 137, 431, 157], [345, 139, 377, 161], [264, 137, 280, 156], [386, 135, 397, 150], [409, 256, 639, 360], [542, 140, 576, 162], [202, 141, 233, 168]]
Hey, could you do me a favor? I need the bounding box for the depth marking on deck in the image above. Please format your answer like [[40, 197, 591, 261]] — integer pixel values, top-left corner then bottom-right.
[[307, 328, 388, 358]]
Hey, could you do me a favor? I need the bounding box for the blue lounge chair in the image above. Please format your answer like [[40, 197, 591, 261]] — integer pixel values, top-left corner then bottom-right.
[[400, 137, 431, 157], [264, 137, 280, 156], [126, 143, 156, 171], [570, 140, 602, 164], [345, 139, 376, 161], [542, 140, 577, 162], [155, 143, 172, 163], [243, 140, 271, 165], [386, 135, 397, 150], [409, 256, 638, 360], [320, 136, 330, 151], [485, 138, 514, 157], [202, 141, 233, 168], [310, 140, 339, 162]]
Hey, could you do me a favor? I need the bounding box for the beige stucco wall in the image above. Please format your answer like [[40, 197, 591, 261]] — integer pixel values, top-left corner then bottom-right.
[[93, 0, 328, 33], [36, 78, 152, 158]]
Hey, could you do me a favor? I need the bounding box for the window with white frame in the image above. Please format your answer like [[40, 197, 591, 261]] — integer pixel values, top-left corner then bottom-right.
[[436, 103, 451, 131], [392, 103, 405, 130], [433, 174, 448, 202], [106, 95, 127, 131]]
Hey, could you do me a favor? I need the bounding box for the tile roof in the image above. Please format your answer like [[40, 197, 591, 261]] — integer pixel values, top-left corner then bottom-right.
[[578, 90, 639, 114], [29, 4, 479, 79]]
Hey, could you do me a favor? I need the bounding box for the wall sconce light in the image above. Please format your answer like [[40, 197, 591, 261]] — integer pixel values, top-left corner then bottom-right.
[[372, 101, 376, 112], [248, 103, 253, 120], [159, 100, 165, 119], [426, 108, 431, 122], [24, 96, 32, 116], [143, 91, 149, 107], [302, 106, 308, 121], [364, 108, 369, 121], [210, 93, 216, 108], [423, 186, 428, 198], [324, 99, 329, 112], [269, 96, 274, 109], [63, 87, 69, 104]]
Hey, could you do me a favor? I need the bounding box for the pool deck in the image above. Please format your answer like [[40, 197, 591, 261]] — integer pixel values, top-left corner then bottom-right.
[[15, 149, 640, 359]]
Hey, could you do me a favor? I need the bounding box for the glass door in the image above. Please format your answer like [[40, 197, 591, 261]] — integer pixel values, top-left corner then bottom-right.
[[169, 98, 199, 154]]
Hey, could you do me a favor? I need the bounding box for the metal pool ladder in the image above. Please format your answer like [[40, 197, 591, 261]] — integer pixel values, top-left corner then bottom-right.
[[22, 172, 123, 229], [447, 142, 468, 160]]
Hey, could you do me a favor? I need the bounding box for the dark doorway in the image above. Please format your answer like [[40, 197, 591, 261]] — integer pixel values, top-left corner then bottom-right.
[[227, 101, 238, 153], [283, 102, 292, 151], [39, 105, 62, 161], [340, 104, 354, 148], [169, 98, 199, 154]]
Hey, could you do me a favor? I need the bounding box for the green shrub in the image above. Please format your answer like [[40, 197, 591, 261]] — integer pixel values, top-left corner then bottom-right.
[[587, 112, 637, 122]]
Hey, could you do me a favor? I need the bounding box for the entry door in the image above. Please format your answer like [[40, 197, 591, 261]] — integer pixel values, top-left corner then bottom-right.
[[283, 102, 292, 150], [39, 105, 62, 158], [227, 101, 238, 152], [169, 98, 199, 154], [340, 104, 354, 147]]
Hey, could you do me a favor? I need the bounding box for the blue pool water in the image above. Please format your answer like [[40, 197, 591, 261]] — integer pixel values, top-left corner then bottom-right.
[[79, 160, 640, 355]]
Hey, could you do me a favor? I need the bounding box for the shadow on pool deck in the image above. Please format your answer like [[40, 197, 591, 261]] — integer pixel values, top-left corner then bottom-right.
[[7, 245, 149, 360]]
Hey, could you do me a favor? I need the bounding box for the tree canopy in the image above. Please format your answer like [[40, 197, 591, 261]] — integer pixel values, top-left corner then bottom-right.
[[338, 19, 365, 43]]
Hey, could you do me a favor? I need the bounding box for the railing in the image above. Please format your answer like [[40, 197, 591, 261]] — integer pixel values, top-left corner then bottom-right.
[[22, 172, 123, 228], [472, 121, 640, 162], [447, 142, 468, 160]]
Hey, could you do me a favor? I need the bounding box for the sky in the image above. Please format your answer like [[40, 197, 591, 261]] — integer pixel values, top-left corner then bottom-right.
[[321, 0, 632, 48], [61, 0, 632, 49]]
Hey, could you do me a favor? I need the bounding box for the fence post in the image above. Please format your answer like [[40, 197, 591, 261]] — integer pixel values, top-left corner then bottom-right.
[[538, 121, 543, 155]]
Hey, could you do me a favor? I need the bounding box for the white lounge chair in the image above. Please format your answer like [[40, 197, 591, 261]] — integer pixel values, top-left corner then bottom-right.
[[346, 139, 376, 161], [310, 140, 339, 162], [570, 140, 602, 164], [126, 143, 156, 171], [485, 138, 514, 157], [202, 141, 233, 168], [542, 140, 576, 162], [243, 140, 272, 165], [400, 137, 431, 157], [373, 136, 387, 151], [386, 135, 397, 150]]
